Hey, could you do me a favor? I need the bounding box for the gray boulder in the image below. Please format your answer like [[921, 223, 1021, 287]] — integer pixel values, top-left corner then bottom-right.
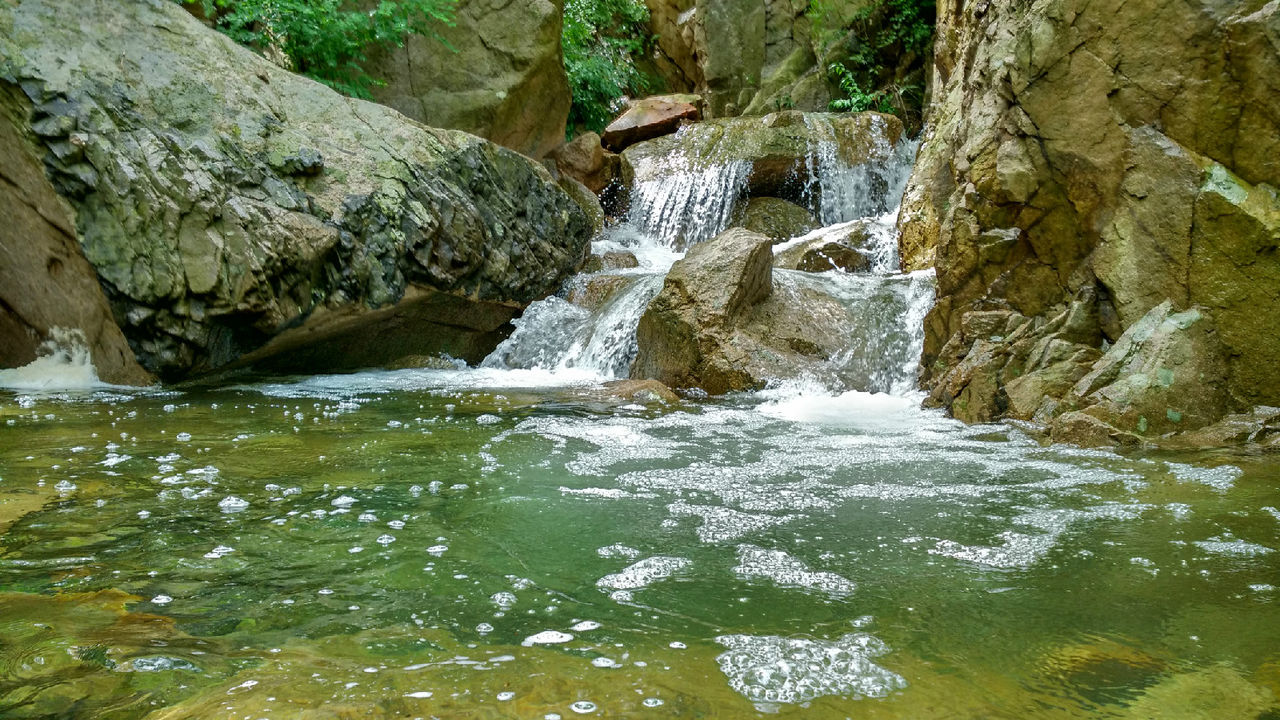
[[0, 0, 591, 382]]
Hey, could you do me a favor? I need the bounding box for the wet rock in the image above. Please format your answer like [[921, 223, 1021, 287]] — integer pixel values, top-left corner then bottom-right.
[[1161, 406, 1280, 450], [566, 274, 633, 311], [594, 379, 681, 404], [632, 228, 776, 393], [363, 0, 570, 159], [582, 250, 640, 274], [0, 0, 591, 381], [735, 196, 816, 241], [774, 221, 876, 273], [555, 174, 605, 235], [632, 226, 921, 394], [601, 94, 702, 152], [1121, 665, 1276, 720], [902, 0, 1280, 441]]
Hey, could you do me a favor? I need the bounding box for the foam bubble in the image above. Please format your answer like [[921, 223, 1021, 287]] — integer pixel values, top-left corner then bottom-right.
[[715, 633, 906, 705], [596, 556, 691, 591], [734, 544, 856, 597]]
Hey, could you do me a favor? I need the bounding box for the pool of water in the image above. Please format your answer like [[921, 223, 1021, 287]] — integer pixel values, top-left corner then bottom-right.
[[1, 369, 1277, 719]]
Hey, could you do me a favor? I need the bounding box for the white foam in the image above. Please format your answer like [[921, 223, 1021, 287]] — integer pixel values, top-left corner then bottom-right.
[[734, 544, 856, 597], [0, 328, 109, 391], [596, 556, 692, 591], [715, 633, 906, 705]]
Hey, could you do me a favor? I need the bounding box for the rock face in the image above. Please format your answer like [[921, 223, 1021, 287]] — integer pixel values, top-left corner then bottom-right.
[[735, 196, 816, 241], [0, 0, 590, 382], [364, 0, 570, 159], [646, 0, 916, 118], [601, 94, 702, 152], [901, 0, 1280, 443]]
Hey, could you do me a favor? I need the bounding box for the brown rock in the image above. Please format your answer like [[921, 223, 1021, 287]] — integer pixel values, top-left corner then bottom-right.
[[601, 94, 702, 152], [566, 274, 633, 311], [899, 0, 1280, 437], [549, 132, 622, 196], [581, 251, 641, 274]]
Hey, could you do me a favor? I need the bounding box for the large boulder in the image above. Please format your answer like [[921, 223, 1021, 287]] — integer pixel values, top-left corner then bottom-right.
[[632, 227, 929, 393], [364, 0, 570, 159], [0, 0, 591, 382], [900, 0, 1280, 438]]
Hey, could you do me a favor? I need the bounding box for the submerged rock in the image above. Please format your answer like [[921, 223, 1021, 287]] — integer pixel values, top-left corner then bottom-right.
[[601, 94, 702, 152], [0, 0, 591, 382]]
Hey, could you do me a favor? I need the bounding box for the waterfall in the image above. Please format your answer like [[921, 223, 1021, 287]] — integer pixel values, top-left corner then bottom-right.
[[483, 113, 933, 395], [625, 124, 752, 250]]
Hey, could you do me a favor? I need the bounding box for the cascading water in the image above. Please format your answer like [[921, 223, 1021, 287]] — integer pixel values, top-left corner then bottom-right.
[[484, 113, 932, 397]]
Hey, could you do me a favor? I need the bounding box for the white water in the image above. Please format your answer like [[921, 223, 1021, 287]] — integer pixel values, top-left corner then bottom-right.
[[0, 328, 107, 391]]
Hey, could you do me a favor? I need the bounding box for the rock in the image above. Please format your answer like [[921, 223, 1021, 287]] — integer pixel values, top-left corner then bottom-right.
[[0, 0, 591, 382], [1052, 302, 1230, 438], [582, 251, 640, 274], [556, 174, 605, 235], [363, 0, 570, 159], [591, 379, 681, 404], [735, 196, 817, 241], [1120, 665, 1276, 720], [549, 132, 622, 195], [632, 228, 776, 393], [644, 0, 701, 92], [0, 85, 153, 385], [601, 94, 702, 152], [384, 354, 463, 371], [902, 0, 1280, 438], [1161, 406, 1280, 450], [632, 226, 926, 394], [692, 0, 765, 116], [774, 220, 876, 272]]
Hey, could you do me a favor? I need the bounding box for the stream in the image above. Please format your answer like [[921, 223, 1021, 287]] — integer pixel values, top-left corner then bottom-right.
[[1, 120, 1277, 719]]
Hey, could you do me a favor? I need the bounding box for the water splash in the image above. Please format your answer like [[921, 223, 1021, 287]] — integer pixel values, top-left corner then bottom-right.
[[0, 328, 104, 390]]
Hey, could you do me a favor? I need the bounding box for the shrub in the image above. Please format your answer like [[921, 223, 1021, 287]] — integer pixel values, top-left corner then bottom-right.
[[178, 0, 456, 98], [816, 0, 935, 119], [562, 0, 656, 134]]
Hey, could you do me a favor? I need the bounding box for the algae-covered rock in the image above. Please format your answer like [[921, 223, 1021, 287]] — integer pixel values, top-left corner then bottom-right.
[[736, 196, 817, 241], [0, 0, 591, 381], [364, 0, 571, 159]]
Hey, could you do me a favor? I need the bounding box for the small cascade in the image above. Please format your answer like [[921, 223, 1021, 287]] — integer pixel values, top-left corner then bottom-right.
[[483, 274, 665, 379], [485, 110, 934, 396], [626, 137, 752, 250], [0, 328, 104, 391]]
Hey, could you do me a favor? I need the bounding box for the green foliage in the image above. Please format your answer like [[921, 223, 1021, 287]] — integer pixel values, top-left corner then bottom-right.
[[818, 0, 934, 118], [827, 62, 893, 113], [562, 0, 656, 134], [178, 0, 455, 98]]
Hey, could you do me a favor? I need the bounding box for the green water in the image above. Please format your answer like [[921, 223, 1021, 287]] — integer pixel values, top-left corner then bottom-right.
[[1, 369, 1278, 719]]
